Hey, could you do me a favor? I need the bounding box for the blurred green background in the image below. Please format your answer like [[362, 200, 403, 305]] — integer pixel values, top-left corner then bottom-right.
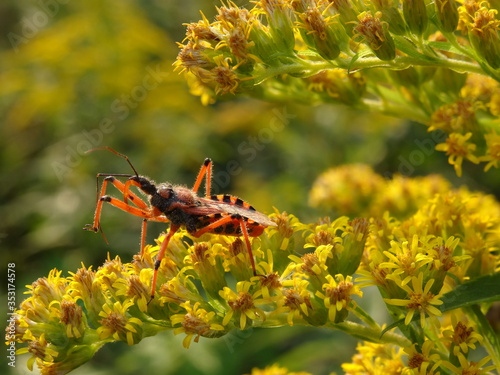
[[1, 1, 498, 374]]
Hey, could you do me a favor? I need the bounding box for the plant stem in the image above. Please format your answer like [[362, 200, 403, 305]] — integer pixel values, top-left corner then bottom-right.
[[329, 320, 411, 347]]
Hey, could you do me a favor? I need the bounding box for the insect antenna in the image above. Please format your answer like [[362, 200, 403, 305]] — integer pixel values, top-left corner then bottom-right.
[[86, 146, 140, 176]]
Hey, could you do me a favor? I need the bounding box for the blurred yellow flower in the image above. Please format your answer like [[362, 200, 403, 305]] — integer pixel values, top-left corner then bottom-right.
[[435, 132, 479, 177]]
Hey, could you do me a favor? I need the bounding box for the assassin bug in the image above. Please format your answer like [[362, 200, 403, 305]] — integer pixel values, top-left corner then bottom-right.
[[84, 147, 276, 300]]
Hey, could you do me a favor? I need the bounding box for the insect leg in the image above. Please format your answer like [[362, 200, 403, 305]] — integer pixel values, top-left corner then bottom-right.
[[110, 178, 149, 209], [192, 158, 212, 197], [149, 224, 180, 301], [85, 194, 169, 253], [84, 176, 150, 233], [140, 219, 147, 256], [138, 215, 173, 256], [235, 215, 258, 276]]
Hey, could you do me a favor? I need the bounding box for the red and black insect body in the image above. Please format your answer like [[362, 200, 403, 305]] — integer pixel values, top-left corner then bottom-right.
[[84, 147, 276, 299]]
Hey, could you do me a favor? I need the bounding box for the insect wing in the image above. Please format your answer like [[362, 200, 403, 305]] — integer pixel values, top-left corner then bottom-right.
[[184, 198, 276, 227]]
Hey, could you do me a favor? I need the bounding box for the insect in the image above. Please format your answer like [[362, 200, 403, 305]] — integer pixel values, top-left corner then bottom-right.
[[84, 147, 276, 300]]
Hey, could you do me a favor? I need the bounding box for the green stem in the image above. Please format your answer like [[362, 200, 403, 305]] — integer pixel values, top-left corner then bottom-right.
[[352, 305, 380, 330], [253, 53, 486, 84], [362, 93, 429, 124], [327, 320, 411, 347]]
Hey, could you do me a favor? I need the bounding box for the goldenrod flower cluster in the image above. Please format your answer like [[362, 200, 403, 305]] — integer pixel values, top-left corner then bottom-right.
[[9, 167, 500, 374], [309, 164, 453, 218], [175, 0, 500, 175], [246, 363, 312, 375]]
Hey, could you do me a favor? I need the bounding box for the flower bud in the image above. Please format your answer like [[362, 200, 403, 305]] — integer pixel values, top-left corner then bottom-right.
[[469, 8, 500, 69], [355, 12, 396, 61], [328, 0, 360, 36], [249, 25, 282, 66], [190, 242, 227, 298], [338, 218, 369, 276], [298, 7, 341, 60], [259, 0, 296, 53], [227, 238, 255, 280], [371, 0, 407, 35], [434, 0, 459, 33], [403, 0, 428, 36]]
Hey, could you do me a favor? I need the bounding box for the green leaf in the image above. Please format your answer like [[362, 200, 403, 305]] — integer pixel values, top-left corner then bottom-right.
[[427, 41, 467, 56], [439, 272, 500, 312], [393, 36, 438, 63]]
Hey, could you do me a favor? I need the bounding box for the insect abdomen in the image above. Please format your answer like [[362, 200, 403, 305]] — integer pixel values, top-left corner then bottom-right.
[[210, 194, 256, 211]]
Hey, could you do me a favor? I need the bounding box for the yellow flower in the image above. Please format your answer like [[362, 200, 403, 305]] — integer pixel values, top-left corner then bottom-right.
[[206, 55, 241, 95], [380, 235, 433, 287], [184, 12, 219, 46], [220, 281, 266, 329], [404, 340, 442, 375], [384, 272, 443, 327], [16, 333, 58, 372], [341, 342, 405, 375], [158, 273, 204, 306], [441, 315, 483, 356], [26, 269, 67, 308], [247, 363, 312, 375], [481, 131, 500, 171], [309, 164, 385, 216], [96, 300, 143, 345], [216, 6, 256, 61], [490, 90, 500, 116], [315, 274, 362, 323], [253, 249, 283, 301], [429, 100, 478, 134], [171, 301, 225, 348], [68, 265, 105, 321], [53, 299, 85, 339], [96, 255, 128, 294], [435, 132, 479, 176], [277, 277, 315, 326], [427, 236, 461, 272], [371, 174, 451, 219], [441, 352, 496, 375]]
